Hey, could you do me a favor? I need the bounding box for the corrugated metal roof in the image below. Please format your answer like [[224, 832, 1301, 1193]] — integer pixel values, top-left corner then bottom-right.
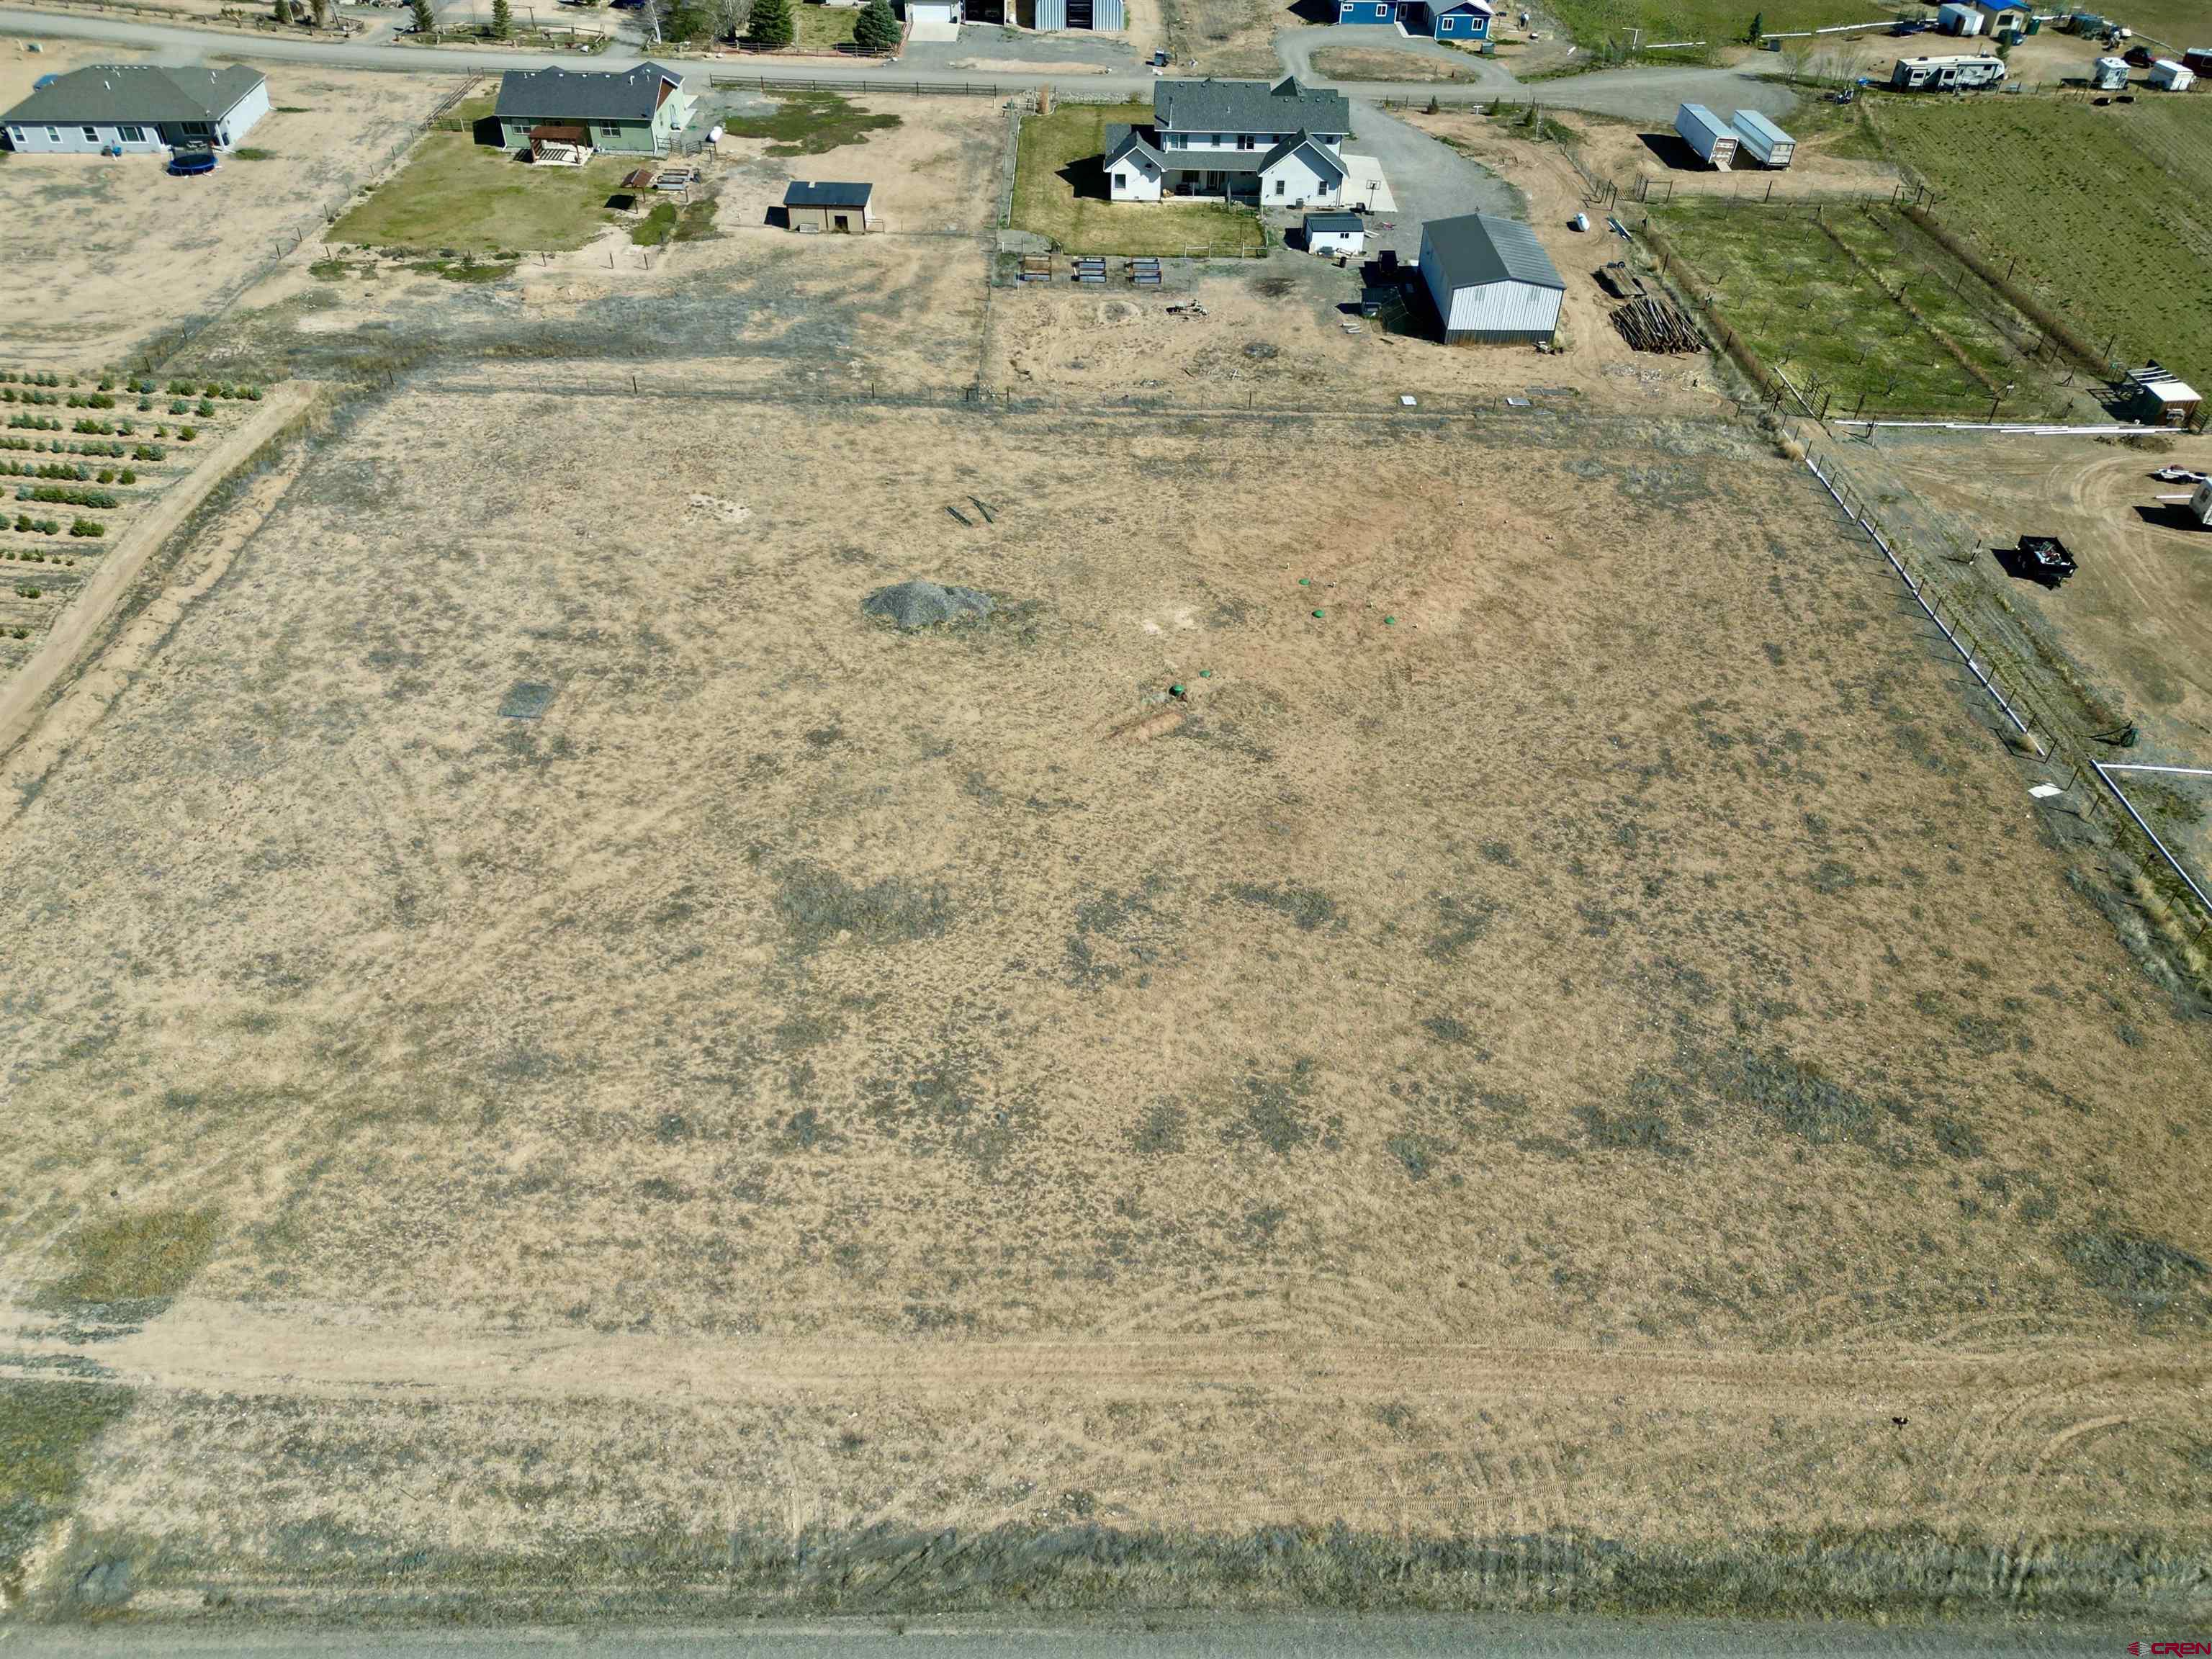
[[2, 63, 264, 126], [785, 179, 873, 208], [1730, 109, 1791, 146], [496, 62, 680, 122], [1154, 76, 1349, 135], [1421, 212, 1565, 294]]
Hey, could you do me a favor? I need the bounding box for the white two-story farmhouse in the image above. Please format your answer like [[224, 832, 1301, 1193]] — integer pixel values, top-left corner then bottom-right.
[[1104, 76, 1352, 207]]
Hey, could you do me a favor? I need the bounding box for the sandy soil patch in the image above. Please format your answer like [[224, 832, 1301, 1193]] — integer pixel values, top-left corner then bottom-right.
[[1558, 107, 1905, 201], [0, 58, 457, 370], [710, 94, 1003, 235]]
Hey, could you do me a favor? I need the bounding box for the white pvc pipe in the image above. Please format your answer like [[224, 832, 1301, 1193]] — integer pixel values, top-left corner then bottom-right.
[[2094, 763, 2212, 918]]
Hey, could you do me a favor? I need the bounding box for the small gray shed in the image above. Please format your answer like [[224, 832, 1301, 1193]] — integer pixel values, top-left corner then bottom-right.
[[1303, 211, 1366, 256], [783, 179, 873, 233]]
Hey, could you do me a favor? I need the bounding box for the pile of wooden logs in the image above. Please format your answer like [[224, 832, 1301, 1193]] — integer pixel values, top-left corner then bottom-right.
[[1611, 293, 1702, 354]]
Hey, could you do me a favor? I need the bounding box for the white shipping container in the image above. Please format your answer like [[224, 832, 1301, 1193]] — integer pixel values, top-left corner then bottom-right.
[[1674, 101, 1737, 170], [1730, 108, 1794, 167]]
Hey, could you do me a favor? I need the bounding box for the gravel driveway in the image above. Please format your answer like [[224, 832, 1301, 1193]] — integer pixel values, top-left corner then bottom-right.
[[1345, 99, 1521, 258]]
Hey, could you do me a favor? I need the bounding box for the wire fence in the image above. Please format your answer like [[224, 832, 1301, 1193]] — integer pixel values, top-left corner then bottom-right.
[[1787, 418, 2212, 943]]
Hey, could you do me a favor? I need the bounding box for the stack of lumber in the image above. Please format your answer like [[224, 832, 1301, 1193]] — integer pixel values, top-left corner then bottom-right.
[[1611, 293, 1701, 353]]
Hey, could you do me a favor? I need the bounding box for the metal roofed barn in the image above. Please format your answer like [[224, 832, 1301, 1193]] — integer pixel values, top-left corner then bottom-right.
[[783, 179, 875, 233], [1419, 212, 1565, 344]]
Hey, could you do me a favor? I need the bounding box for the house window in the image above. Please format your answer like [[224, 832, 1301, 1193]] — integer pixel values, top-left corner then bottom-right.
[[1238, 133, 1255, 149], [82, 126, 99, 143], [118, 125, 144, 143], [600, 123, 620, 137], [1114, 172, 1127, 189], [1274, 179, 1286, 196], [45, 127, 60, 143]]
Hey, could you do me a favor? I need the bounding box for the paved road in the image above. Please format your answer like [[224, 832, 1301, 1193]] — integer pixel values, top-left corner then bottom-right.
[[0, 4, 1800, 118], [0, 1612, 2149, 1658]]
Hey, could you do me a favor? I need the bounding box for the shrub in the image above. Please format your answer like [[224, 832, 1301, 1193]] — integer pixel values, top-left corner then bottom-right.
[[178, 426, 197, 441], [168, 401, 188, 415], [96, 469, 114, 484], [132, 444, 162, 462], [195, 399, 214, 418], [68, 519, 103, 539], [119, 469, 136, 484], [16, 584, 41, 598]]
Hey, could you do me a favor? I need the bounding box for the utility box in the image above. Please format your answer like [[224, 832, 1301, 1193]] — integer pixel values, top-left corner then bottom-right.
[[1674, 102, 1737, 169], [1730, 108, 1794, 167]]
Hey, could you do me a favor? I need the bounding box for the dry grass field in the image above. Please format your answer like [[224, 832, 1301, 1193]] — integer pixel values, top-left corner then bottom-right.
[[0, 50, 454, 372], [0, 373, 2208, 1618], [0, 69, 2208, 1632]]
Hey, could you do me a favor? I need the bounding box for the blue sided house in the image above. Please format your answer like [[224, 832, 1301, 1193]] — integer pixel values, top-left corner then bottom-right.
[[1335, 0, 1491, 38]]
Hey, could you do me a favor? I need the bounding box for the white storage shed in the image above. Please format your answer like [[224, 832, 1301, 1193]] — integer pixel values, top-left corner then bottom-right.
[[1419, 212, 1566, 345], [2150, 58, 2196, 89], [1730, 109, 1794, 168], [1302, 211, 1366, 256], [1936, 1, 1984, 32], [1673, 102, 1737, 169]]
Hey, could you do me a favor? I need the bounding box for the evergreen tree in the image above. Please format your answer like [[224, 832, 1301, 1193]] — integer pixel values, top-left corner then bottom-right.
[[1745, 9, 1763, 40], [492, 0, 513, 37], [411, 0, 434, 32], [853, 0, 899, 51], [746, 0, 794, 48]]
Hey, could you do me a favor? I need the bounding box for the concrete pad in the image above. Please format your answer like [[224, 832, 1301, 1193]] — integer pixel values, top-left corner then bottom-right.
[[1341, 153, 1396, 212], [908, 17, 962, 42]]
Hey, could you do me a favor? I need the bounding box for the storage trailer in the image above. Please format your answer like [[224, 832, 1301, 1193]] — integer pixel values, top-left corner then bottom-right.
[[1891, 53, 2007, 88], [1673, 102, 1737, 169], [1729, 108, 1794, 167], [2090, 55, 2129, 86], [2149, 58, 2196, 89]]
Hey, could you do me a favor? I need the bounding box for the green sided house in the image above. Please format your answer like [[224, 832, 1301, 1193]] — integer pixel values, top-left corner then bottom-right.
[[493, 63, 696, 158]]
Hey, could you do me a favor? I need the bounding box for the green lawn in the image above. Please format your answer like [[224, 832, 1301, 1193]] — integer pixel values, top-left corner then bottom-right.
[[1544, 0, 1910, 58], [1012, 101, 1262, 257], [1866, 95, 2212, 389], [1652, 199, 2064, 416], [794, 3, 860, 49], [331, 132, 634, 253]]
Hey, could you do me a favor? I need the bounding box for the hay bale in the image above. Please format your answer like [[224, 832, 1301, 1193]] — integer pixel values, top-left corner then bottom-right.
[[862, 580, 995, 631]]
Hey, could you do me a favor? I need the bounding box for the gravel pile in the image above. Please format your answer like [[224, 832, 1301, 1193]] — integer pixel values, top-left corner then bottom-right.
[[862, 580, 995, 630]]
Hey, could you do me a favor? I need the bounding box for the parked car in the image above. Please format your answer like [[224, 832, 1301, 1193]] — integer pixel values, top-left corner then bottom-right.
[[2124, 43, 2155, 65], [166, 146, 217, 176]]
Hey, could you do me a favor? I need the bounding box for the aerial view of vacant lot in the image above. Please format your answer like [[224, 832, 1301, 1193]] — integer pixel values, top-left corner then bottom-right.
[[0, 14, 2208, 1643]]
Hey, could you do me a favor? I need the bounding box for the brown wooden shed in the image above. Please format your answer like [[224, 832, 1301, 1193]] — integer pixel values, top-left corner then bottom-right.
[[783, 179, 874, 234]]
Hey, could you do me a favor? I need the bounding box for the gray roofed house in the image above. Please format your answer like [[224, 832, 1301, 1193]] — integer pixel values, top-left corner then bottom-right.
[[493, 63, 696, 156], [1, 63, 270, 155], [1153, 75, 1349, 138], [1107, 76, 1357, 207]]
